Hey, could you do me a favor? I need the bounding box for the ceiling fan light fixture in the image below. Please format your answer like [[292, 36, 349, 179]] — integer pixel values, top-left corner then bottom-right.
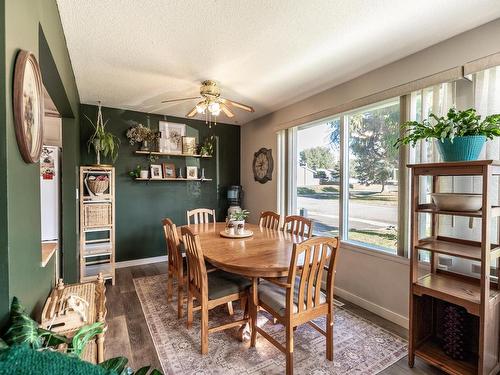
[[208, 101, 221, 114], [196, 102, 207, 114]]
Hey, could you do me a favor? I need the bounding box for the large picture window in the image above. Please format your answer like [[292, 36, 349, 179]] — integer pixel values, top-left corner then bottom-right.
[[293, 98, 401, 254], [290, 64, 500, 262], [296, 119, 340, 236], [345, 99, 400, 252]]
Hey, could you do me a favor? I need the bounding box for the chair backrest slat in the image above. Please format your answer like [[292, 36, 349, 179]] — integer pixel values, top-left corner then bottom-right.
[[187, 208, 216, 225], [162, 218, 182, 272], [288, 237, 339, 314], [181, 226, 208, 298], [259, 211, 281, 230], [283, 215, 313, 238]]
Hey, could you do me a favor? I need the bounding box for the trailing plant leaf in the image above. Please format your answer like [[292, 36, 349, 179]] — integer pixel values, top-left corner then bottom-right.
[[149, 370, 163, 375], [0, 338, 8, 350], [3, 299, 42, 349], [38, 328, 69, 347], [99, 356, 129, 373], [396, 107, 500, 147], [133, 366, 151, 375], [69, 322, 104, 357]]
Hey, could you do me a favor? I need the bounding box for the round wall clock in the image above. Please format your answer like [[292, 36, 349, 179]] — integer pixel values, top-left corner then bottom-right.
[[13, 50, 44, 163], [253, 148, 273, 184]]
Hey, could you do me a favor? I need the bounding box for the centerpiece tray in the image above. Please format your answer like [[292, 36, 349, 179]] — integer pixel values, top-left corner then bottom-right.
[[219, 230, 254, 239]]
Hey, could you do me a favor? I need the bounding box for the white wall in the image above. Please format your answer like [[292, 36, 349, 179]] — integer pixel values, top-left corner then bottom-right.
[[240, 18, 500, 327]]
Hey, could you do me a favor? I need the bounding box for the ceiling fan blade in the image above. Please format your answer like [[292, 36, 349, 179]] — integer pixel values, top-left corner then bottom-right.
[[220, 103, 235, 118], [161, 96, 201, 104], [186, 106, 198, 117], [220, 98, 254, 112]]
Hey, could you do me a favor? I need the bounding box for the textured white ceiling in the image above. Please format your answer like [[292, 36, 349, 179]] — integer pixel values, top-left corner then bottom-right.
[[57, 0, 500, 125]]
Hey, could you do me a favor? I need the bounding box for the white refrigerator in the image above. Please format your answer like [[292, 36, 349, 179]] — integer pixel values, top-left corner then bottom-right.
[[40, 146, 60, 264]]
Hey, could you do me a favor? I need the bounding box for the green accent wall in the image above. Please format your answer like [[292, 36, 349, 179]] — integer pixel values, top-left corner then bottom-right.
[[0, 0, 80, 326], [80, 104, 240, 262], [0, 0, 8, 330]]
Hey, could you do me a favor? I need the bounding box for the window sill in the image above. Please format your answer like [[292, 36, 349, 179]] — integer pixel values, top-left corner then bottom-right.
[[41, 242, 58, 267], [340, 240, 410, 266]]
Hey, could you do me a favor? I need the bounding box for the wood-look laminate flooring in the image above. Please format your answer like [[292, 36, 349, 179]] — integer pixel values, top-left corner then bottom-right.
[[105, 262, 444, 374]]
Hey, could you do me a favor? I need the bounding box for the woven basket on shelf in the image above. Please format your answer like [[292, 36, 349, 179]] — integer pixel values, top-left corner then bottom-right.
[[83, 203, 112, 227], [86, 179, 109, 195]]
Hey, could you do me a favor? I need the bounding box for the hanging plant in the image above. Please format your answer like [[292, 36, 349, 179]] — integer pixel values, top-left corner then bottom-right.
[[86, 102, 120, 164]]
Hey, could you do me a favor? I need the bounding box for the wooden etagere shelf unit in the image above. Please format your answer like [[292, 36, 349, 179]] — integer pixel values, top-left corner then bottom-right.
[[79, 166, 115, 285], [408, 160, 500, 375]]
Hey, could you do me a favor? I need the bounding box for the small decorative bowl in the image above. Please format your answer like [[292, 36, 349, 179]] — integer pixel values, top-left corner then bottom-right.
[[430, 193, 482, 212]]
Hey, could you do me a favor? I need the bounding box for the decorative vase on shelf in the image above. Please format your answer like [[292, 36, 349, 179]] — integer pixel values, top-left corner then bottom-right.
[[139, 170, 149, 179], [200, 168, 206, 180], [140, 140, 150, 151]]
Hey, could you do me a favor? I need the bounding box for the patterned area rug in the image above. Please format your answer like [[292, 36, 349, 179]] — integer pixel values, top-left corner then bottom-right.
[[134, 274, 407, 375]]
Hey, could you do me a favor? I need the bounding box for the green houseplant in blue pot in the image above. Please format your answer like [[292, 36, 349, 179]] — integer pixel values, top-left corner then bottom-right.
[[396, 108, 500, 161]]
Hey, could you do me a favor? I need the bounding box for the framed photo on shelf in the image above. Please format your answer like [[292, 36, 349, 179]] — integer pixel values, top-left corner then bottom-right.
[[186, 166, 198, 180], [162, 163, 176, 178], [182, 136, 196, 155], [150, 164, 163, 179], [159, 121, 186, 154]]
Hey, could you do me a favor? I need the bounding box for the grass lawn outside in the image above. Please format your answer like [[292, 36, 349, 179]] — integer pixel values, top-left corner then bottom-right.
[[297, 185, 398, 207]]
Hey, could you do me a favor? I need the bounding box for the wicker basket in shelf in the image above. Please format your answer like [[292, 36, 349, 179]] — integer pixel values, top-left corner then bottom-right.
[[86, 179, 109, 195], [83, 203, 112, 227]]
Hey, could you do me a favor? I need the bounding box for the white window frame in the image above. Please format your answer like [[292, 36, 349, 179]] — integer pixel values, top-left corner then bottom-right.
[[287, 97, 409, 257]]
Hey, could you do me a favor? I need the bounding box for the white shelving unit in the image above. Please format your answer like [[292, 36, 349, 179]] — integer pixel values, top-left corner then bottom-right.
[[79, 166, 115, 285]]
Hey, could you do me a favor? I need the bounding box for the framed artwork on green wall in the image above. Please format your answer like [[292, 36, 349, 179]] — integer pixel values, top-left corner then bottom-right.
[[13, 50, 44, 163]]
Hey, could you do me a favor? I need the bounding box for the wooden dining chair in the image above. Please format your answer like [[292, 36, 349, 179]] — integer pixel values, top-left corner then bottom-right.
[[187, 208, 216, 224], [181, 226, 251, 354], [186, 207, 235, 315], [282, 215, 313, 238], [162, 218, 186, 319], [250, 236, 340, 375], [259, 211, 281, 230]]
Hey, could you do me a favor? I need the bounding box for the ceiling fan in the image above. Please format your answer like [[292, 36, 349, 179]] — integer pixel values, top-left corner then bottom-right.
[[161, 80, 254, 124]]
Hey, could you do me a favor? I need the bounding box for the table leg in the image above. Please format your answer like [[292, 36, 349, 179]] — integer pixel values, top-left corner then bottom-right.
[[250, 277, 258, 347]]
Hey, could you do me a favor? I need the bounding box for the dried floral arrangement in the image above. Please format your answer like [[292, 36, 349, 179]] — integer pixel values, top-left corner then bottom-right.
[[126, 124, 156, 145]]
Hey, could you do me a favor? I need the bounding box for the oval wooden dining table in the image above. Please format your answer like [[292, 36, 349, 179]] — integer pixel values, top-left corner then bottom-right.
[[178, 222, 307, 341], [179, 222, 306, 277]]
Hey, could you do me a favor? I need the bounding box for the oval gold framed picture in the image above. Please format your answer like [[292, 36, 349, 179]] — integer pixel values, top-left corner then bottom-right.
[[13, 50, 44, 163]]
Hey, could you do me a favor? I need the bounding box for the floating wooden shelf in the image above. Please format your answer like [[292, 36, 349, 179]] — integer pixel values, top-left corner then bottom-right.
[[416, 203, 500, 218], [134, 150, 212, 158], [413, 273, 499, 316], [415, 338, 477, 375], [135, 177, 212, 182], [416, 236, 500, 261]]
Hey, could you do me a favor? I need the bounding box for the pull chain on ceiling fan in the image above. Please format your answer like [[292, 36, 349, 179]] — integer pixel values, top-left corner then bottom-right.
[[161, 80, 254, 127]]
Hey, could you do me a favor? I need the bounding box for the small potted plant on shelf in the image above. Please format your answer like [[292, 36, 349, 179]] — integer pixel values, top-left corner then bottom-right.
[[199, 135, 216, 157], [228, 209, 250, 229], [396, 108, 500, 161], [126, 124, 157, 151], [85, 102, 120, 165], [128, 165, 149, 179]]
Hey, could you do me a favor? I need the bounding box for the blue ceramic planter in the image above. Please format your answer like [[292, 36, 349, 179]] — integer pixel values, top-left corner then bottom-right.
[[435, 135, 486, 161]]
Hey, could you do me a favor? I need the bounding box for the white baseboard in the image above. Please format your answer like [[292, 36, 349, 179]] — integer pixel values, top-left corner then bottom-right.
[[335, 286, 409, 329], [116, 255, 168, 269]]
